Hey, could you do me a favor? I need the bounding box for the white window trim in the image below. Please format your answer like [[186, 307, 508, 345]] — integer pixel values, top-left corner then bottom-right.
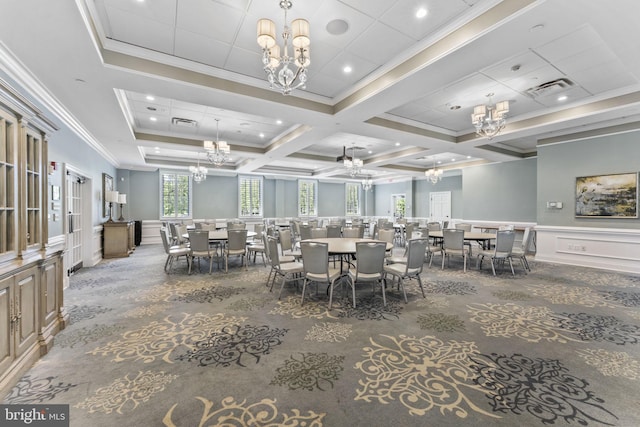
[[298, 179, 318, 217], [159, 169, 193, 220], [345, 182, 361, 216], [238, 175, 264, 218]]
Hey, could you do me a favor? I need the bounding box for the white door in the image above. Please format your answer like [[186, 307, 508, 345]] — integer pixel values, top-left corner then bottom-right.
[[429, 191, 451, 224], [391, 194, 406, 219], [65, 172, 84, 275]]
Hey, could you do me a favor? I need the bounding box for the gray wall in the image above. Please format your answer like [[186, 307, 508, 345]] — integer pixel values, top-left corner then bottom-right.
[[318, 182, 346, 217], [413, 175, 463, 219], [463, 158, 537, 222], [538, 130, 640, 228], [373, 180, 414, 218]]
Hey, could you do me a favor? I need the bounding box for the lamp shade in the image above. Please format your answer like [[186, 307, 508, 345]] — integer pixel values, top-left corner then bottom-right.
[[291, 19, 310, 48], [106, 190, 119, 203], [118, 194, 127, 204], [204, 140, 215, 150], [257, 19, 276, 48]]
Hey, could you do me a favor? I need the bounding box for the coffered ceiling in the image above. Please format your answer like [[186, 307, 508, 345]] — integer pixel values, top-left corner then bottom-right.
[[1, 0, 639, 183]]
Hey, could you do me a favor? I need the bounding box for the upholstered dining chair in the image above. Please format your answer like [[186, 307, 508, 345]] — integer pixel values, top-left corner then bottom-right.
[[341, 226, 362, 238], [511, 227, 534, 273], [279, 229, 302, 259], [442, 228, 469, 272], [326, 224, 342, 238], [346, 241, 387, 307], [224, 229, 248, 272], [476, 229, 516, 276], [267, 237, 304, 299], [299, 224, 313, 241], [383, 238, 428, 303], [188, 230, 214, 274], [300, 241, 341, 307], [160, 228, 191, 273], [377, 229, 396, 258], [310, 227, 328, 239]]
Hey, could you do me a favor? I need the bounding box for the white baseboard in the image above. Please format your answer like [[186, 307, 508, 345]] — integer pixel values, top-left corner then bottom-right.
[[536, 225, 640, 274]]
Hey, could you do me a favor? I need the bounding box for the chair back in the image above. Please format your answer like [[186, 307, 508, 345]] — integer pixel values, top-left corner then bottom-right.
[[310, 227, 327, 239], [200, 223, 216, 231], [266, 226, 277, 237], [188, 230, 210, 253], [299, 224, 312, 240], [443, 229, 465, 250], [253, 223, 264, 240], [326, 224, 342, 238], [300, 241, 329, 275], [168, 222, 178, 242], [498, 224, 515, 231], [427, 222, 441, 231], [194, 222, 203, 230], [175, 224, 188, 245], [351, 218, 363, 227], [307, 219, 318, 228], [355, 242, 386, 275], [267, 236, 282, 267], [404, 223, 415, 241], [160, 228, 171, 253], [378, 228, 395, 244], [405, 238, 429, 273], [381, 221, 394, 230], [280, 229, 294, 252], [521, 227, 533, 252], [455, 223, 472, 232], [494, 230, 516, 257], [442, 220, 449, 229], [227, 229, 248, 251], [343, 226, 363, 238], [228, 222, 246, 230]]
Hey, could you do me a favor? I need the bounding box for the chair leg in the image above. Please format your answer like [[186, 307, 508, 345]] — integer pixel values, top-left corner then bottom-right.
[[416, 275, 426, 298], [328, 278, 335, 310], [399, 278, 408, 303], [379, 278, 387, 307], [490, 258, 496, 276], [278, 274, 288, 300], [508, 257, 515, 276]]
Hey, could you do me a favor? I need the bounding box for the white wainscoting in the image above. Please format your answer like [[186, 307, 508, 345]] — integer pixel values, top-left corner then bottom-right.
[[92, 225, 103, 266], [536, 226, 640, 274], [142, 220, 163, 246]]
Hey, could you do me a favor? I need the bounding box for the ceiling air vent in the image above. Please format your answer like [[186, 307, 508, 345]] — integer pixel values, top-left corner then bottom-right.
[[171, 117, 198, 128], [525, 78, 574, 98]]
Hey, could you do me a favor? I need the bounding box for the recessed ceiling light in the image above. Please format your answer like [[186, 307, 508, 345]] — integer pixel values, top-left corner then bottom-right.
[[394, 142, 400, 146], [467, 155, 471, 159], [154, 146, 159, 150], [557, 95, 568, 101], [146, 95, 155, 101], [150, 117, 157, 121], [276, 120, 282, 124], [259, 133, 265, 138], [437, 161, 442, 164], [416, 8, 428, 19], [368, 150, 372, 154], [343, 66, 352, 74], [451, 158, 456, 162]]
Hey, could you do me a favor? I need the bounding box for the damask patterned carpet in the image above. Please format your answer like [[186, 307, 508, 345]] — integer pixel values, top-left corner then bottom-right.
[[2, 244, 640, 427]]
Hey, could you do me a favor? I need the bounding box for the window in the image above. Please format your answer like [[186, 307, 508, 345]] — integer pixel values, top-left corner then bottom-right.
[[345, 183, 360, 216], [298, 179, 317, 217], [160, 171, 192, 219], [239, 175, 263, 217]]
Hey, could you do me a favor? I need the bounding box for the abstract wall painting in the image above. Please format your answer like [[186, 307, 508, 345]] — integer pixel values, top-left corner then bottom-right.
[[575, 173, 638, 218]]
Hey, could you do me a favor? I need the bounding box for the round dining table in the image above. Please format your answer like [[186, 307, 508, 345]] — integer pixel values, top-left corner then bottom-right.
[[183, 230, 257, 241], [301, 237, 393, 255], [428, 230, 496, 249]]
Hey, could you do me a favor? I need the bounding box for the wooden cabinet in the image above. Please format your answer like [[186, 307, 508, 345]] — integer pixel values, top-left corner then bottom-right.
[[0, 267, 40, 389], [0, 80, 65, 394], [103, 221, 135, 258]]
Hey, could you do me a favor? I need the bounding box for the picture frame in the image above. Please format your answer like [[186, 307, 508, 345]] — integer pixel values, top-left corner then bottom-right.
[[102, 173, 113, 217], [575, 172, 638, 218]]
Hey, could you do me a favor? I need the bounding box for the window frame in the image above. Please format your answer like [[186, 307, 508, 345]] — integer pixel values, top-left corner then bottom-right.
[[238, 175, 263, 218], [159, 170, 193, 220], [345, 182, 361, 216], [298, 179, 318, 217]]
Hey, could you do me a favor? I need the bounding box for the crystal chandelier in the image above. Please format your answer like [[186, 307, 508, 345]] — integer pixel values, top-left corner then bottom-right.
[[205, 119, 230, 167], [361, 176, 373, 191], [344, 145, 363, 177], [425, 158, 443, 184], [189, 153, 207, 183], [257, 1, 310, 95], [471, 93, 509, 139]]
